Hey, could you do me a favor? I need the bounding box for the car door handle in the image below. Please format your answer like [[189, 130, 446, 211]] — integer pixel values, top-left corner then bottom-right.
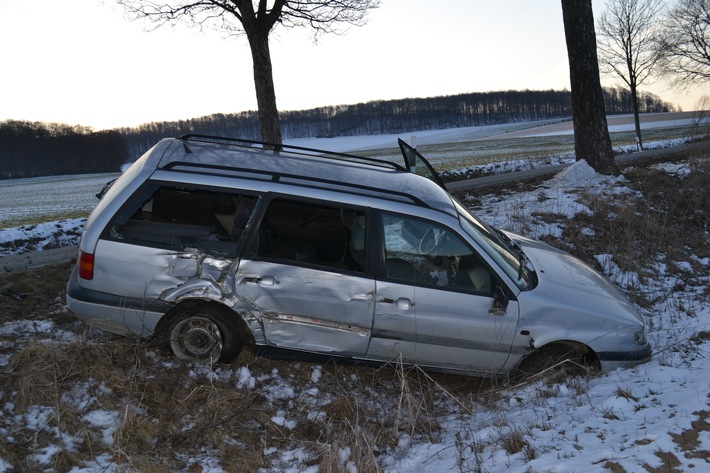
[[381, 297, 414, 310], [242, 275, 277, 287], [257, 275, 277, 287]]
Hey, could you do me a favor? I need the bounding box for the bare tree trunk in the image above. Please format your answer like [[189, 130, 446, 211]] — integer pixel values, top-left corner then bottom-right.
[[630, 80, 643, 149], [247, 30, 282, 145], [561, 0, 619, 175]]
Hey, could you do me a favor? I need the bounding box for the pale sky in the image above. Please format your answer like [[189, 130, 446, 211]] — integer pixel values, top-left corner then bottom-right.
[[0, 0, 705, 131]]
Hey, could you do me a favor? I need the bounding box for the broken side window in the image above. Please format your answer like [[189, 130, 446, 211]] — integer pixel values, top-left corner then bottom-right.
[[106, 183, 258, 256]]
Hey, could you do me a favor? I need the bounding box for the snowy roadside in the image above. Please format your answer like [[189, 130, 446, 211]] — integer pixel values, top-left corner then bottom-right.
[[0, 152, 708, 472]]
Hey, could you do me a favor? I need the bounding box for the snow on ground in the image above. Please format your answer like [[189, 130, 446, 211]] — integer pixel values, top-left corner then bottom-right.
[[469, 160, 636, 239], [0, 218, 85, 257], [0, 122, 708, 472]]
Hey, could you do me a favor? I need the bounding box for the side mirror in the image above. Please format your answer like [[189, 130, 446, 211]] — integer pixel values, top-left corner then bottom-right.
[[490, 286, 509, 316]]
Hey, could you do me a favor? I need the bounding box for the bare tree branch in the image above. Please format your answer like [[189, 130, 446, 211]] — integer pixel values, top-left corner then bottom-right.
[[657, 0, 710, 88], [597, 0, 664, 149], [115, 0, 381, 144]]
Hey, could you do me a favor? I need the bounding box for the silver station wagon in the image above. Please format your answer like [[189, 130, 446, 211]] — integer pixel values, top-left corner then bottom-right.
[[67, 135, 651, 377]]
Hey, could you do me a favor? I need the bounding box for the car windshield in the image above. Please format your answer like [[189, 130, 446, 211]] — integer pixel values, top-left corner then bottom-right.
[[455, 201, 531, 290]]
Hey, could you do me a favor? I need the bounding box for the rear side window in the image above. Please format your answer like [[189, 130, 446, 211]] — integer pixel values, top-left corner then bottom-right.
[[105, 184, 257, 256], [254, 199, 367, 273]]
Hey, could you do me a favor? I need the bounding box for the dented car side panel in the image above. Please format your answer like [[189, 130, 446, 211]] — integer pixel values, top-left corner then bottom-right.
[[85, 240, 241, 334], [234, 259, 376, 356], [89, 240, 189, 303]]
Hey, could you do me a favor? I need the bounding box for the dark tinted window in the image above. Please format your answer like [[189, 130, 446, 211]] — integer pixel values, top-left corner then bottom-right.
[[256, 199, 366, 273]]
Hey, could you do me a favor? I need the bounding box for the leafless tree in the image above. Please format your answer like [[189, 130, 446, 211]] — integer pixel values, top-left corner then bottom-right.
[[597, 0, 664, 150], [561, 0, 619, 175], [657, 0, 710, 89], [117, 0, 381, 145]]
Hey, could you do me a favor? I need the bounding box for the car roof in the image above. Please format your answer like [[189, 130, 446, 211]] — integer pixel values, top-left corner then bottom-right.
[[149, 136, 457, 216]]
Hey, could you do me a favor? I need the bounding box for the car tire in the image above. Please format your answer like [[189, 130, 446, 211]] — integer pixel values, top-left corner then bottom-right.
[[514, 344, 590, 380], [164, 304, 242, 363]]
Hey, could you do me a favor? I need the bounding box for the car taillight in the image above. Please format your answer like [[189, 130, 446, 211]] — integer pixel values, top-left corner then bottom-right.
[[79, 251, 94, 280]]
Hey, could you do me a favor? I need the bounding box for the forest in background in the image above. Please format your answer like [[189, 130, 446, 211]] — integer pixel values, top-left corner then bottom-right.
[[0, 87, 675, 179]]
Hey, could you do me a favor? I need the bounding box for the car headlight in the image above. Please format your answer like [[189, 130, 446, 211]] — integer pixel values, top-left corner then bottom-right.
[[634, 330, 647, 345]]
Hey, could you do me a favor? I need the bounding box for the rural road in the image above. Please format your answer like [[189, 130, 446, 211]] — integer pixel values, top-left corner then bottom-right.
[[446, 141, 702, 192], [480, 111, 701, 140]]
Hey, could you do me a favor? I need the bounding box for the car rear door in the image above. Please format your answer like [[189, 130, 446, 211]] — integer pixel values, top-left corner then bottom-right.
[[234, 198, 375, 357]]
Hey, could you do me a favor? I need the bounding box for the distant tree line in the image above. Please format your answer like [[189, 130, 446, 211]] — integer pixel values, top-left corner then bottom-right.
[[0, 121, 126, 179], [1, 88, 675, 179], [118, 88, 674, 157]]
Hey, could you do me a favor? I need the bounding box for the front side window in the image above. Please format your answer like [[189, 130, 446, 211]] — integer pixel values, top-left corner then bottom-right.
[[106, 184, 257, 256], [255, 199, 366, 273], [381, 213, 493, 294]]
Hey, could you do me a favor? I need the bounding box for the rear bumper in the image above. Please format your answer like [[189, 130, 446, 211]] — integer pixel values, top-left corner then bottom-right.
[[66, 266, 170, 337]]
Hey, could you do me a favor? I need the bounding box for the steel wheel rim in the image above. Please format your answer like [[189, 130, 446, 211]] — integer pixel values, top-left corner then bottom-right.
[[170, 316, 224, 362]]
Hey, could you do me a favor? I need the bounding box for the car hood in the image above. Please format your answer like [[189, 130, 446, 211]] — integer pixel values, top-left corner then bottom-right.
[[510, 233, 643, 326]]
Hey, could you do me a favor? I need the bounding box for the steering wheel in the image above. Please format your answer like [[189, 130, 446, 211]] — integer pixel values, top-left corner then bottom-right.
[[419, 226, 444, 255]]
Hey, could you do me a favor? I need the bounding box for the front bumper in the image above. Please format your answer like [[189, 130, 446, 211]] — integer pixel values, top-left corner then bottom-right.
[[597, 342, 652, 371]]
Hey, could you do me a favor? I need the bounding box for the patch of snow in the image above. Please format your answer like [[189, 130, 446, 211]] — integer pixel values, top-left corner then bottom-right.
[[469, 160, 634, 240], [83, 409, 119, 446], [236, 366, 256, 389], [271, 411, 297, 430], [651, 161, 693, 177]]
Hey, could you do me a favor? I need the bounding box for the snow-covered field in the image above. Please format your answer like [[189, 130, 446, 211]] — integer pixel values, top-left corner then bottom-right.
[[0, 117, 708, 472], [0, 173, 118, 228]]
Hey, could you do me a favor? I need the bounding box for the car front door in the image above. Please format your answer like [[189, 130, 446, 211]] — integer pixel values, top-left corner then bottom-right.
[[368, 212, 519, 375], [234, 198, 375, 357], [398, 138, 447, 190]]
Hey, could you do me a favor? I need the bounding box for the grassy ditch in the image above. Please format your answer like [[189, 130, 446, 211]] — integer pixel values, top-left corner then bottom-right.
[[0, 141, 708, 472]]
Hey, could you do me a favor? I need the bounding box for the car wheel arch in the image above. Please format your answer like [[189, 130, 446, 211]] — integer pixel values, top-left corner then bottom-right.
[[514, 340, 601, 378], [154, 300, 255, 358]]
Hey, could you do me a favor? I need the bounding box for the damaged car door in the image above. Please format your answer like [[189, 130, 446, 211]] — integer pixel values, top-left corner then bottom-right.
[[235, 198, 376, 357]]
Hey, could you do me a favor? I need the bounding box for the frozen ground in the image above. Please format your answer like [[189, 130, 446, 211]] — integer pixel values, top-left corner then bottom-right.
[[0, 117, 708, 472]]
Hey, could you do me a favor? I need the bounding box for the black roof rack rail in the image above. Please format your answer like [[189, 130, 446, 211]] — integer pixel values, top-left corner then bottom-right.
[[179, 134, 407, 172], [162, 161, 431, 209]]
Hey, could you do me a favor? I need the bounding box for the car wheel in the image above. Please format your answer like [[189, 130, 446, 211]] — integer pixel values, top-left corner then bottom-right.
[[164, 304, 242, 363], [514, 344, 591, 380]]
